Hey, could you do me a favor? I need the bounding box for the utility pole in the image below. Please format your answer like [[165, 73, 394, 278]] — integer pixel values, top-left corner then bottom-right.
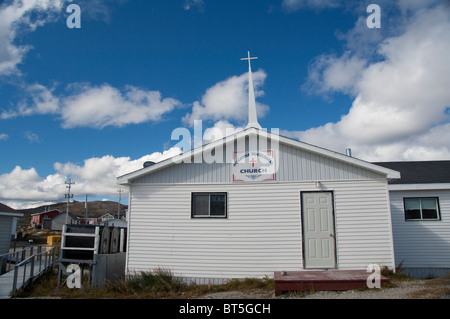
[[117, 188, 123, 219], [85, 194, 88, 224], [65, 179, 75, 224]]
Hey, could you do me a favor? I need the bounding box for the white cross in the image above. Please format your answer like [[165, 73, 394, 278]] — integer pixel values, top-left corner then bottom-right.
[[241, 51, 258, 69]]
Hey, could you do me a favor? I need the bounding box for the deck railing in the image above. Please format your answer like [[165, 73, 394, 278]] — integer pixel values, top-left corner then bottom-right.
[[0, 245, 58, 293]]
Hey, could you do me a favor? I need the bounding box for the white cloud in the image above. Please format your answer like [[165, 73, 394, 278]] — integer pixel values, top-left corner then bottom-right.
[[2, 70, 269, 129], [183, 70, 269, 127], [1, 83, 60, 119], [302, 52, 366, 97], [0, 0, 64, 77], [202, 120, 244, 145], [0, 147, 182, 208], [3, 70, 268, 129], [0, 0, 129, 77], [60, 84, 181, 128], [0, 133, 8, 141], [0, 166, 66, 205], [1, 82, 182, 128], [290, 3, 450, 161]]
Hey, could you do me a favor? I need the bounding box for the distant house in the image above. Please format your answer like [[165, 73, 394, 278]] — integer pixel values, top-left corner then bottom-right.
[[31, 209, 61, 228], [79, 217, 102, 225], [100, 213, 115, 221], [0, 203, 23, 256], [376, 161, 450, 278], [50, 212, 78, 231], [101, 218, 127, 228]]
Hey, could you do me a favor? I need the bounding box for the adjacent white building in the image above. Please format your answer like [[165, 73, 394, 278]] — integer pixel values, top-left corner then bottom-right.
[[376, 161, 450, 278]]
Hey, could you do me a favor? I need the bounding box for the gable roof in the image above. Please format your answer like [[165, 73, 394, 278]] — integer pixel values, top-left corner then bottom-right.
[[31, 209, 61, 216], [0, 202, 16, 213], [52, 212, 78, 219], [0, 202, 23, 218], [374, 161, 450, 185], [118, 127, 400, 184]]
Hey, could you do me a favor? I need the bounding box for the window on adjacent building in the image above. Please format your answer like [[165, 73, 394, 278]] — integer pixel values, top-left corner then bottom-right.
[[192, 193, 227, 218], [403, 197, 440, 220]]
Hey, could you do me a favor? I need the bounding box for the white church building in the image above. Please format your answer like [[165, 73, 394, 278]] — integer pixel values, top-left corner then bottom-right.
[[118, 53, 449, 282]]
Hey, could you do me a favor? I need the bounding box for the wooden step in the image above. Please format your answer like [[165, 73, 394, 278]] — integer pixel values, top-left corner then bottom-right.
[[274, 270, 389, 296]]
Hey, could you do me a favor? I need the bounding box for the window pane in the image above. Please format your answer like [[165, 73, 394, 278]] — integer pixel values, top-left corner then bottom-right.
[[421, 199, 438, 219], [210, 195, 225, 216], [193, 195, 209, 216], [404, 199, 421, 220]]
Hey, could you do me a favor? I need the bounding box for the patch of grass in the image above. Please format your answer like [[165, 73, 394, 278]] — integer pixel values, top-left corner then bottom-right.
[[381, 263, 414, 282], [220, 277, 274, 291], [13, 267, 275, 299], [111, 268, 189, 298], [12, 269, 114, 299], [126, 268, 185, 293], [10, 269, 58, 298]]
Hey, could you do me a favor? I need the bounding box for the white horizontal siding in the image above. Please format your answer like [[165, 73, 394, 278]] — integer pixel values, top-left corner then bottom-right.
[[0, 216, 13, 255], [126, 179, 394, 279], [389, 189, 450, 268], [132, 141, 385, 184], [276, 144, 383, 181], [331, 180, 394, 269]]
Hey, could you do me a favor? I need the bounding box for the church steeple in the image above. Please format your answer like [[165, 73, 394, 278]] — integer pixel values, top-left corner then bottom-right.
[[241, 51, 262, 130]]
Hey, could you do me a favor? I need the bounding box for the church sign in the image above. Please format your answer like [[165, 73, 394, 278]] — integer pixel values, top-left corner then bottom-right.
[[232, 150, 275, 182]]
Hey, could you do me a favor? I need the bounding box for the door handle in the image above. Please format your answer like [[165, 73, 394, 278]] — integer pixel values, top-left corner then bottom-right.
[[329, 233, 334, 238]]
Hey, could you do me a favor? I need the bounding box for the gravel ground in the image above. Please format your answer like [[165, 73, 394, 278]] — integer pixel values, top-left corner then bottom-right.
[[200, 276, 450, 299], [296, 280, 427, 299]]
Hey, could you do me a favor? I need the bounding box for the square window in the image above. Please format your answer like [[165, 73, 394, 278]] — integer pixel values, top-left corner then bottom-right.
[[192, 193, 227, 218], [404, 198, 440, 221]]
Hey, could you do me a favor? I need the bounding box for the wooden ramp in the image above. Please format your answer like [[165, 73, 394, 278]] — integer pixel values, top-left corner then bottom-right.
[[0, 264, 29, 299], [274, 270, 389, 296], [0, 246, 57, 299]]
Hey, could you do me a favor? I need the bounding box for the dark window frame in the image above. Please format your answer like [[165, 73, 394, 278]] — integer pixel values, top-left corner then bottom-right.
[[191, 192, 228, 218], [403, 197, 441, 221]]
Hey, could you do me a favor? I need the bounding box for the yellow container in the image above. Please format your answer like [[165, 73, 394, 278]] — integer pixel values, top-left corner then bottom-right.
[[47, 235, 62, 246], [46, 235, 62, 255]]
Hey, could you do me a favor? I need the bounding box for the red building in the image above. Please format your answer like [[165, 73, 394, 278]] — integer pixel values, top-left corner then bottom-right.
[[31, 210, 61, 228]]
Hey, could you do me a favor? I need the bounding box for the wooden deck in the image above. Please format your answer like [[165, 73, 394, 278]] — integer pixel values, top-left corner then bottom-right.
[[274, 270, 389, 296]]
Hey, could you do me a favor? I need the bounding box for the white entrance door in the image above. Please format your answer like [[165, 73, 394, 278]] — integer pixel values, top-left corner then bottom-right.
[[302, 192, 336, 269]]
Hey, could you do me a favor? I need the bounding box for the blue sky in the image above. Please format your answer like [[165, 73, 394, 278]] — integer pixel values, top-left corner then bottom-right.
[[0, 0, 449, 208]]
